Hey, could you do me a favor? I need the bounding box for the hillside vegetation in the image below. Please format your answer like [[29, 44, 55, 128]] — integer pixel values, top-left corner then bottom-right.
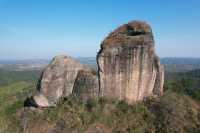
[[21, 92, 200, 133], [0, 69, 41, 86], [0, 69, 200, 133], [166, 69, 200, 100], [0, 70, 40, 133]]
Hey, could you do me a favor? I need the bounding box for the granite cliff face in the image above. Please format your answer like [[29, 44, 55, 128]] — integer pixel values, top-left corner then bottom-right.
[[97, 21, 164, 104], [31, 20, 164, 107]]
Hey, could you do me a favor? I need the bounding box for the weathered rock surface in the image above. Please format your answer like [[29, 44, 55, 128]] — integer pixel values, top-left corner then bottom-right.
[[97, 21, 164, 104], [32, 55, 92, 107], [73, 70, 99, 102]]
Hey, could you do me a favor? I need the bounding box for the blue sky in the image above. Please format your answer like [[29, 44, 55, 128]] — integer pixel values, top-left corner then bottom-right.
[[0, 0, 200, 59]]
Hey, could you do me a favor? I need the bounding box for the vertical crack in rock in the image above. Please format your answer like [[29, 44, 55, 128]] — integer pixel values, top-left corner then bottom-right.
[[97, 21, 164, 104], [72, 70, 99, 102]]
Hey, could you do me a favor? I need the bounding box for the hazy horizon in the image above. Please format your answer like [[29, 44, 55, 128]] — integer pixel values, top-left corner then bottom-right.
[[1, 57, 200, 61], [0, 0, 200, 60]]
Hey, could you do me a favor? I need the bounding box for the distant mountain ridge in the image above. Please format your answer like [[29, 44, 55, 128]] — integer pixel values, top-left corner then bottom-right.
[[1, 57, 200, 72], [0, 59, 50, 65], [1, 57, 200, 65], [0, 59, 50, 71], [161, 57, 200, 65]]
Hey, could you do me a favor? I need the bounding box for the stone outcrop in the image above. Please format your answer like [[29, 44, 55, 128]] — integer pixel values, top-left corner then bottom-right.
[[32, 55, 96, 107], [97, 21, 164, 104]]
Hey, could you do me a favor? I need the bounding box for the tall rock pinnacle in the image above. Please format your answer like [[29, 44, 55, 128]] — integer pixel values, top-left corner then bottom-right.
[[97, 21, 164, 104]]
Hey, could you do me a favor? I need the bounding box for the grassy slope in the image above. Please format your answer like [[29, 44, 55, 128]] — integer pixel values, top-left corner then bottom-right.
[[0, 69, 40, 133], [0, 81, 36, 133]]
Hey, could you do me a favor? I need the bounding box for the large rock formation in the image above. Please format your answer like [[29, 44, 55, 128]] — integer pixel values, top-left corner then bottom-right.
[[97, 21, 164, 104], [30, 20, 164, 107], [32, 55, 98, 107]]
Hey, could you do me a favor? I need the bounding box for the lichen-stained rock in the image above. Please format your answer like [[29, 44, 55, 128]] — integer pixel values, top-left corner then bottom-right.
[[73, 70, 99, 102], [33, 55, 90, 107], [97, 21, 164, 104]]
